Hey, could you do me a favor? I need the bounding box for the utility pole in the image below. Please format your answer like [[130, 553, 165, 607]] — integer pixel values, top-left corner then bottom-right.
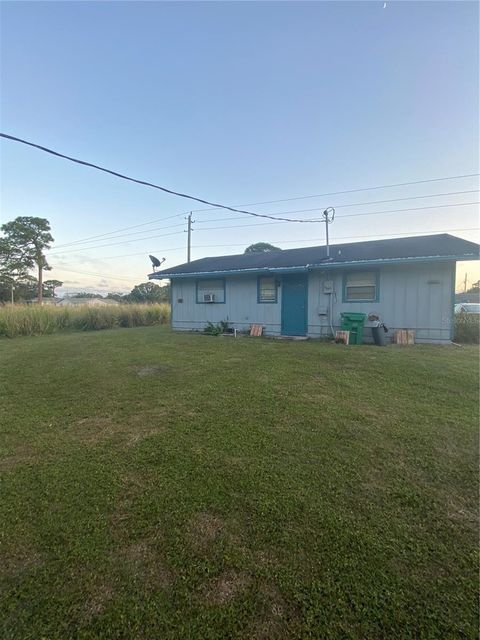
[[10, 283, 14, 305], [464, 273, 468, 293], [186, 212, 194, 263], [322, 208, 335, 257]]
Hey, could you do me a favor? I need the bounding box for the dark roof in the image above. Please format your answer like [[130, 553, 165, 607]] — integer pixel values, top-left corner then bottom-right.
[[150, 234, 479, 278]]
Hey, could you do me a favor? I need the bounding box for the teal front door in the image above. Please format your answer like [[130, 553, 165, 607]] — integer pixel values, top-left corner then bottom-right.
[[281, 274, 308, 336]]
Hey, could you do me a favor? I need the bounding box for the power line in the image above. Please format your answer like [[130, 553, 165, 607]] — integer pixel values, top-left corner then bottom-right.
[[195, 189, 479, 224], [51, 266, 143, 282], [0, 132, 323, 224], [196, 201, 479, 233], [55, 227, 479, 268], [49, 230, 186, 256], [2, 132, 479, 229], [53, 222, 185, 250], [52, 213, 186, 249], [48, 200, 478, 257], [47, 188, 480, 252]]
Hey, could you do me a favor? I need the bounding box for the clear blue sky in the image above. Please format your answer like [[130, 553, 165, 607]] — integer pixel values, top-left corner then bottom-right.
[[1, 1, 478, 294]]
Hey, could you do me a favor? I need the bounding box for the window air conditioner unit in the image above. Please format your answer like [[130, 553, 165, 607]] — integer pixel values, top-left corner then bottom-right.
[[204, 293, 215, 303]]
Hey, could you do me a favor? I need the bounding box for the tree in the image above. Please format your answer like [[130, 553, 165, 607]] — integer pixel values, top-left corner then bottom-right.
[[43, 279, 63, 298], [0, 217, 54, 303], [106, 292, 126, 303], [244, 242, 281, 254], [127, 281, 170, 304], [0, 275, 38, 303], [71, 292, 104, 299], [0, 237, 30, 302]]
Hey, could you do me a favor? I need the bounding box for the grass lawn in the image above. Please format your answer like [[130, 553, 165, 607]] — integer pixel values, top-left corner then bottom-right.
[[1, 327, 478, 639]]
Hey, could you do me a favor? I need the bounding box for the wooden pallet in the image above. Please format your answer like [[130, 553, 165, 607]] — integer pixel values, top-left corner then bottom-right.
[[335, 330, 350, 345], [250, 324, 263, 337], [393, 329, 415, 345]]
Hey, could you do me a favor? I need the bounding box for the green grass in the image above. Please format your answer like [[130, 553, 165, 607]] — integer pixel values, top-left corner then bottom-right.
[[0, 303, 170, 337], [0, 328, 478, 639]]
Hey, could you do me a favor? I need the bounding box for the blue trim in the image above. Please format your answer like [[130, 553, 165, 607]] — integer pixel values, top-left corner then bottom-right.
[[311, 255, 477, 270], [151, 266, 309, 280], [195, 278, 226, 304], [342, 270, 380, 303], [257, 275, 278, 303], [149, 254, 479, 280], [450, 263, 456, 341]]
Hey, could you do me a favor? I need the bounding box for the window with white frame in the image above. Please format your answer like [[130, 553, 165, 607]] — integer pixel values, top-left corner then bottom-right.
[[196, 279, 225, 303], [344, 271, 378, 302], [258, 276, 277, 303]]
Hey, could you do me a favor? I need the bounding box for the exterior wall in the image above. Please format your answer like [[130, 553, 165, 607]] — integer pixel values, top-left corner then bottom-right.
[[171, 275, 282, 335], [307, 262, 455, 343], [170, 261, 456, 343]]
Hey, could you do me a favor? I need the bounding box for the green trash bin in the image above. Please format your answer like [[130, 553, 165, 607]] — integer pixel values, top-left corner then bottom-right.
[[340, 312, 367, 345]]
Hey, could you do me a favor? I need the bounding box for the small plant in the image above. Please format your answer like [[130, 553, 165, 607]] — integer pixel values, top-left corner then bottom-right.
[[203, 320, 229, 336]]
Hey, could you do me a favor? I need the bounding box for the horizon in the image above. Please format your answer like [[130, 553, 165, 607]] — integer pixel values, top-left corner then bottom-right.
[[1, 1, 479, 294]]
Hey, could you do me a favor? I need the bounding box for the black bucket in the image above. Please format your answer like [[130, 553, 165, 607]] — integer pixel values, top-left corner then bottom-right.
[[372, 325, 387, 346]]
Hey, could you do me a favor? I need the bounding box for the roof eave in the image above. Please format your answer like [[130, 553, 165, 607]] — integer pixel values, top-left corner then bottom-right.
[[149, 253, 478, 280], [149, 265, 309, 280]]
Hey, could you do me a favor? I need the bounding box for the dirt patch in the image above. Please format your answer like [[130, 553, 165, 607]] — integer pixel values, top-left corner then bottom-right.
[[0, 549, 44, 579], [250, 582, 300, 639], [0, 443, 40, 472], [202, 569, 250, 605], [72, 416, 117, 445], [135, 364, 171, 378], [84, 582, 115, 620], [113, 539, 173, 590], [190, 512, 224, 549]]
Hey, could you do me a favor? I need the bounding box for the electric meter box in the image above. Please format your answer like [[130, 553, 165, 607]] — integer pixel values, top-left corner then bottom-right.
[[323, 280, 334, 294]]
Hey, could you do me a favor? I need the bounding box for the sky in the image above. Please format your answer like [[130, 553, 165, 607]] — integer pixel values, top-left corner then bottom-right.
[[1, 0, 479, 295]]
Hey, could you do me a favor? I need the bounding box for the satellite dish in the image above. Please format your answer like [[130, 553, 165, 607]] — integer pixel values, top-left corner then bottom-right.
[[149, 255, 165, 272]]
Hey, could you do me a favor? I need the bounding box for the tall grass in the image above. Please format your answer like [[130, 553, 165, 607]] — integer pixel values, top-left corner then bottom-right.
[[0, 303, 170, 338], [454, 313, 480, 344]]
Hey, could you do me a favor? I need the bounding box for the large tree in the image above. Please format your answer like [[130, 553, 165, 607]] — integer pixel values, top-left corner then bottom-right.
[[0, 236, 30, 302], [127, 281, 170, 304], [43, 279, 63, 298], [0, 217, 54, 303], [244, 242, 281, 254]]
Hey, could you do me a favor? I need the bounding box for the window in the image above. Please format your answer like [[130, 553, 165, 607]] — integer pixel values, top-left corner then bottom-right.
[[196, 279, 225, 303], [258, 276, 277, 303], [344, 271, 378, 302]]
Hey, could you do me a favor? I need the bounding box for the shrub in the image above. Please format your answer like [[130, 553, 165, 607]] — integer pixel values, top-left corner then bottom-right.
[[454, 314, 480, 344], [0, 303, 170, 338], [203, 320, 229, 336]]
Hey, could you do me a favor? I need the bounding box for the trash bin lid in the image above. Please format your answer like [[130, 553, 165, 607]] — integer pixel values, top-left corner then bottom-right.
[[340, 312, 367, 321]]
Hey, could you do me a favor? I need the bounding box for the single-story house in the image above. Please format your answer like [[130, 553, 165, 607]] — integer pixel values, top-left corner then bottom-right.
[[149, 234, 479, 344], [57, 297, 119, 307]]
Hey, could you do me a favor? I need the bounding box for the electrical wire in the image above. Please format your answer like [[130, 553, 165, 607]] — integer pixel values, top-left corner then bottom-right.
[[49, 200, 478, 256], [51, 266, 143, 282], [53, 222, 186, 250], [54, 227, 479, 270], [47, 191, 480, 253], [2, 132, 479, 228], [0, 133, 323, 224]]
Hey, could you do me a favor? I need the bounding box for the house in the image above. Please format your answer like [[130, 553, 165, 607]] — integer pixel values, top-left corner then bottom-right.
[[149, 234, 479, 343], [57, 297, 119, 307]]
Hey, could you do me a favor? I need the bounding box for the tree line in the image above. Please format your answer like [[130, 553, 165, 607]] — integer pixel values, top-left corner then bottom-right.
[[0, 216, 169, 304]]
